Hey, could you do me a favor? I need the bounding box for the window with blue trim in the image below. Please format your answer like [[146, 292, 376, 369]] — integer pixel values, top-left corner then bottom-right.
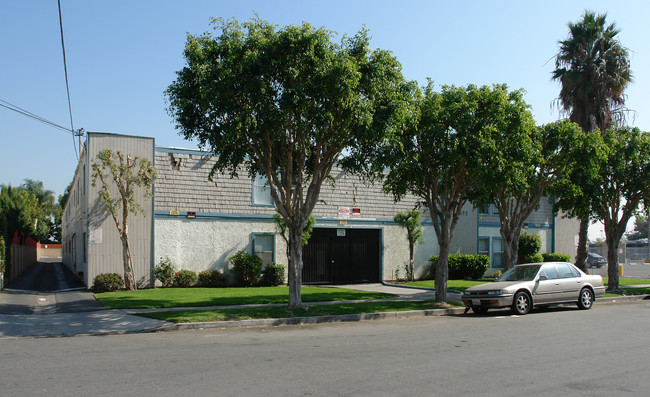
[[253, 233, 275, 266], [252, 174, 274, 207], [492, 238, 504, 268], [478, 238, 489, 257]]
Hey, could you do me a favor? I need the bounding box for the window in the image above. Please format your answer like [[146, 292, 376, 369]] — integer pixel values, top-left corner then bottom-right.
[[478, 238, 489, 256], [253, 233, 275, 266], [252, 174, 274, 207], [540, 265, 559, 280], [557, 263, 577, 278], [492, 238, 504, 268]]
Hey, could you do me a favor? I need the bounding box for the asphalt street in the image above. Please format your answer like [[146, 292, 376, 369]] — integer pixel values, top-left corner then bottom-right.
[[0, 300, 648, 396]]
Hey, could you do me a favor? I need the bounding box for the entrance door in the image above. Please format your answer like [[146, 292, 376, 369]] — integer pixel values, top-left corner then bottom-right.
[[302, 228, 381, 284]]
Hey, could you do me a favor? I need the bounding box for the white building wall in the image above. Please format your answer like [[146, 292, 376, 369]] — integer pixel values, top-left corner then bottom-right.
[[155, 217, 285, 275], [155, 216, 447, 282]]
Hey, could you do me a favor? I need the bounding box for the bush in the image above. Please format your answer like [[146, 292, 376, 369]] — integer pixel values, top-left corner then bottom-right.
[[428, 254, 489, 280], [173, 269, 197, 287], [154, 257, 176, 287], [229, 251, 263, 287], [260, 264, 285, 286], [518, 232, 542, 264], [542, 253, 571, 262], [91, 273, 124, 293], [197, 269, 227, 287]]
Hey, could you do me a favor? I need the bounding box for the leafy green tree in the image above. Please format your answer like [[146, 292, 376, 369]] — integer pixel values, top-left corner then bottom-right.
[[393, 209, 423, 282], [383, 83, 514, 302], [22, 179, 61, 243], [0, 184, 41, 279], [91, 149, 157, 290], [552, 10, 633, 269], [585, 128, 650, 291], [166, 17, 414, 308], [475, 116, 601, 270]]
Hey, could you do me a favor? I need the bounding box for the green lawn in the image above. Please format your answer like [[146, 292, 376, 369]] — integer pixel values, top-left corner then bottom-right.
[[603, 277, 650, 286], [95, 286, 390, 309], [136, 300, 464, 323]]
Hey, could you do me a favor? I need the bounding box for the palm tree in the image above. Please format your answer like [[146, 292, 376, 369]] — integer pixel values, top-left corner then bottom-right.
[[552, 10, 632, 271]]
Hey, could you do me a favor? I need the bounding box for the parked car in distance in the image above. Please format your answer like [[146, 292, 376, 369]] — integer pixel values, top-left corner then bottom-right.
[[587, 252, 607, 268], [461, 262, 606, 315]]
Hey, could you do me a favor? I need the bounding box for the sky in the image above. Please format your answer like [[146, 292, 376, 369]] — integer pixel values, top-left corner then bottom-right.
[[1, 0, 649, 237]]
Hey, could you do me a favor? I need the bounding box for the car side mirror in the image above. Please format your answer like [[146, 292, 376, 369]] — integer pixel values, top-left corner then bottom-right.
[[537, 275, 548, 281]]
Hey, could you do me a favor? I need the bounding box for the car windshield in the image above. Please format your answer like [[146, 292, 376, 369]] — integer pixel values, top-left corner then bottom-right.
[[497, 265, 541, 282]]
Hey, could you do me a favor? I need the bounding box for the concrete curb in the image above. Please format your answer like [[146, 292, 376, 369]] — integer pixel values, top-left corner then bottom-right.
[[174, 307, 468, 330]]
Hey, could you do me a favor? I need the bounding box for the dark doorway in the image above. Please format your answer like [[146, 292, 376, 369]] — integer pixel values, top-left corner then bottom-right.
[[302, 228, 381, 284]]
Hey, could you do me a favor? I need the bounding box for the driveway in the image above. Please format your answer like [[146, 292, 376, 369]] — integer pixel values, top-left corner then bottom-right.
[[5, 258, 86, 292]]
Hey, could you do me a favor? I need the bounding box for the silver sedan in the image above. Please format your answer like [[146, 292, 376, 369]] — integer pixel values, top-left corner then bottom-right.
[[461, 262, 606, 315]]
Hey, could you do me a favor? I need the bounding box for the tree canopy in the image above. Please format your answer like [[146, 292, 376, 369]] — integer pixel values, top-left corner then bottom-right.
[[552, 10, 633, 269], [166, 17, 415, 308], [585, 128, 650, 290]]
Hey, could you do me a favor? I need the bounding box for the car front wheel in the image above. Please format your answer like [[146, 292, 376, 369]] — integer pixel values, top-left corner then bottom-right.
[[512, 291, 531, 315], [577, 288, 594, 310]]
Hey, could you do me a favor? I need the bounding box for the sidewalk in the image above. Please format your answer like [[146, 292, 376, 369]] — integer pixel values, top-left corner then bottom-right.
[[0, 290, 173, 339]]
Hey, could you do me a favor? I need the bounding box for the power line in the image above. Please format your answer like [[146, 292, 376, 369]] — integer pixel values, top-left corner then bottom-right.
[[0, 99, 74, 134], [58, 0, 79, 159]]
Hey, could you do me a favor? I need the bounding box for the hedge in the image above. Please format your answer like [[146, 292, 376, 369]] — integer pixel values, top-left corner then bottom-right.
[[428, 254, 489, 280]]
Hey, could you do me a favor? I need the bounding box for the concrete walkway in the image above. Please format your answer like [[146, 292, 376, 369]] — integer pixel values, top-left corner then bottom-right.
[[0, 290, 173, 339]]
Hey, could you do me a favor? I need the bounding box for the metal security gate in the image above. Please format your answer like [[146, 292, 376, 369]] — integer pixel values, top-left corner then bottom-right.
[[302, 228, 380, 284]]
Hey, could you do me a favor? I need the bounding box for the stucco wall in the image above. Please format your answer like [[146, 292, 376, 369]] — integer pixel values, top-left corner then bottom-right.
[[155, 216, 445, 281]]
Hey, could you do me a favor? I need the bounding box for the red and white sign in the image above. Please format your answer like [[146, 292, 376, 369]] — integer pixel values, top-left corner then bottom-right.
[[351, 207, 361, 217]]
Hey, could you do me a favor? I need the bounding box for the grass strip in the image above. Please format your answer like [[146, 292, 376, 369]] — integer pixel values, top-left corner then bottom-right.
[[603, 277, 650, 286], [135, 300, 464, 323], [95, 286, 390, 309]]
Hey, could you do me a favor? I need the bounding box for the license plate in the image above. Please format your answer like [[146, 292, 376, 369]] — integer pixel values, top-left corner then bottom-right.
[[472, 299, 481, 306]]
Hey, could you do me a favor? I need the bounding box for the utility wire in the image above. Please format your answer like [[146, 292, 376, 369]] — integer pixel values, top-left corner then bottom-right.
[[0, 99, 74, 134], [58, 0, 79, 160]]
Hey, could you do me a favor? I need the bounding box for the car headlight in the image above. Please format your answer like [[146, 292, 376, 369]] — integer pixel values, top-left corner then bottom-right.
[[487, 290, 508, 295]]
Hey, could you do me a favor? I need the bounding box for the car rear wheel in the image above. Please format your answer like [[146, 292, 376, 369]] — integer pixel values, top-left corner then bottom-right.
[[512, 291, 531, 315], [577, 288, 594, 310], [471, 307, 488, 314]]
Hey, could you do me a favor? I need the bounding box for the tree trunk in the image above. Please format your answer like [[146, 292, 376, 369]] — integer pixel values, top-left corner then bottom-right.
[[287, 226, 304, 309], [605, 236, 620, 292], [574, 217, 589, 272], [408, 242, 414, 282], [501, 227, 521, 270], [435, 240, 450, 303], [121, 234, 136, 290]]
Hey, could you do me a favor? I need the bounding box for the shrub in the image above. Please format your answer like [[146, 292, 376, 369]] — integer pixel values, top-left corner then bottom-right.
[[428, 254, 489, 280], [492, 270, 503, 280], [542, 253, 571, 262], [197, 269, 227, 287], [518, 232, 542, 263], [260, 264, 285, 286], [154, 257, 176, 287], [173, 269, 197, 287], [91, 273, 124, 293], [229, 251, 263, 287]]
